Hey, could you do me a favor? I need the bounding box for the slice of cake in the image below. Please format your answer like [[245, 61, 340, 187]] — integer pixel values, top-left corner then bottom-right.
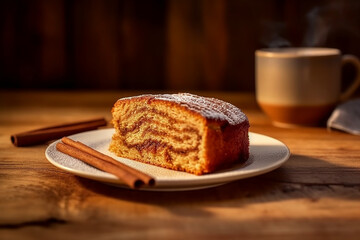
[[109, 93, 250, 175]]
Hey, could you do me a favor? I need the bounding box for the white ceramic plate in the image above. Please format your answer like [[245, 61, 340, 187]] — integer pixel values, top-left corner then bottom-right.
[[45, 129, 290, 191]]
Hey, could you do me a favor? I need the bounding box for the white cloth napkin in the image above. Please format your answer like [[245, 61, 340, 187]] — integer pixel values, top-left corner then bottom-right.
[[327, 98, 360, 135]]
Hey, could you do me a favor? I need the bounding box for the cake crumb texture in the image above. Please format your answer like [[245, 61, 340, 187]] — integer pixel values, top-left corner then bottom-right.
[[109, 93, 250, 175]]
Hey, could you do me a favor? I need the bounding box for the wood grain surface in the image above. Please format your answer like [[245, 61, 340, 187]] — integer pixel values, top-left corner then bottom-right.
[[0, 91, 359, 240]]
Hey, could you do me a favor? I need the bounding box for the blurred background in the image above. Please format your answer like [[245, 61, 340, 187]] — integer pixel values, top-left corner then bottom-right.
[[1, 0, 359, 91]]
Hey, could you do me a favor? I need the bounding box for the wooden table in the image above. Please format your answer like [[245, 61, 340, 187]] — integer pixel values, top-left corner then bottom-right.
[[1, 91, 360, 239]]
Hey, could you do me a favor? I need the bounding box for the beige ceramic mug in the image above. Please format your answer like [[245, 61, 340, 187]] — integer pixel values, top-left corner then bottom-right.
[[255, 47, 360, 127]]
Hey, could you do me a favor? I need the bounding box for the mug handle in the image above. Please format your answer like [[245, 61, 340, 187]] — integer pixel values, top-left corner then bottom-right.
[[339, 54, 360, 102]]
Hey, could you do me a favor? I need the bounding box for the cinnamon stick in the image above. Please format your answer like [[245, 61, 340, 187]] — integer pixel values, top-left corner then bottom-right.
[[56, 142, 144, 188], [61, 137, 155, 186], [11, 118, 107, 147]]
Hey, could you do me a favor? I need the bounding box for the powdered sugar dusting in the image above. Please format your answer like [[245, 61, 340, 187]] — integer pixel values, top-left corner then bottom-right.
[[121, 93, 248, 125]]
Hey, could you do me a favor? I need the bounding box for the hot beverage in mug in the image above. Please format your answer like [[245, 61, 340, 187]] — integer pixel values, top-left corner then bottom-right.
[[255, 48, 360, 127]]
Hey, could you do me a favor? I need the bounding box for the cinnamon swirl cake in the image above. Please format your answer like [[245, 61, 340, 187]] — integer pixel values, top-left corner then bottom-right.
[[109, 93, 249, 175]]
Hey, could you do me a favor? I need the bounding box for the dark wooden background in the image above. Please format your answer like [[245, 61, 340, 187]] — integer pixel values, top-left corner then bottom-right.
[[1, 0, 359, 91]]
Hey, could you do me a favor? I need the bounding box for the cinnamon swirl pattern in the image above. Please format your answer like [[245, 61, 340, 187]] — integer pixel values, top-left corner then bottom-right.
[[109, 93, 250, 175]]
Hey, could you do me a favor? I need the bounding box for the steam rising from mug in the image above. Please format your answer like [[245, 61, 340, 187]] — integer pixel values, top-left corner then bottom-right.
[[304, 2, 360, 47], [260, 2, 360, 48]]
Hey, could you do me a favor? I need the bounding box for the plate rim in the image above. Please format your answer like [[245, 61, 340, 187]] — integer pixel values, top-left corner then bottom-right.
[[45, 128, 290, 191]]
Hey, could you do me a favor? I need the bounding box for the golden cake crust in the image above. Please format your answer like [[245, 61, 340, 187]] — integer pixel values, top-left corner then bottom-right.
[[109, 93, 249, 175]]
